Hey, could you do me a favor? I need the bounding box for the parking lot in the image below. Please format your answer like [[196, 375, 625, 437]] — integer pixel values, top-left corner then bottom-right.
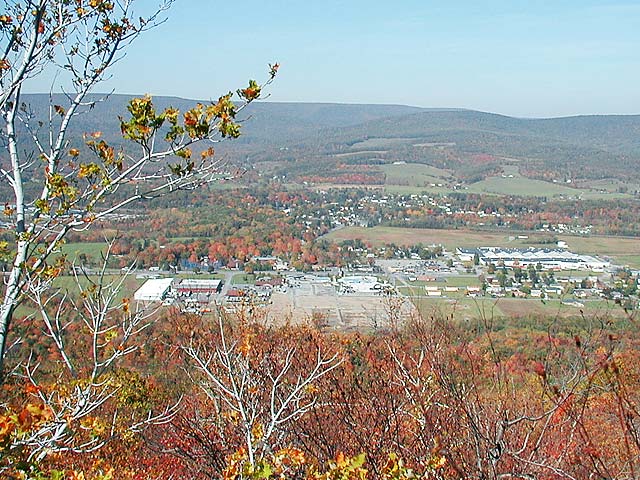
[[266, 278, 415, 330]]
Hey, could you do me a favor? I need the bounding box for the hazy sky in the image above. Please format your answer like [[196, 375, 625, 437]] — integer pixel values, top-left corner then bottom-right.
[[38, 0, 640, 117]]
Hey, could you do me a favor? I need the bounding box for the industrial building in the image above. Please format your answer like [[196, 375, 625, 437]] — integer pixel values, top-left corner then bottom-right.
[[134, 278, 174, 302], [337, 275, 387, 294], [175, 279, 222, 295], [456, 247, 609, 271]]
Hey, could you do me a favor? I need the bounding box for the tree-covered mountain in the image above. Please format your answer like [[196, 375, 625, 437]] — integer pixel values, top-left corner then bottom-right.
[[16, 94, 640, 181]]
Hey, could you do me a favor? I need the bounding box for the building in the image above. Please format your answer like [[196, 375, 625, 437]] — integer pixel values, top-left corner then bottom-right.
[[175, 279, 222, 295], [134, 278, 174, 302], [456, 247, 609, 271], [337, 276, 382, 294]]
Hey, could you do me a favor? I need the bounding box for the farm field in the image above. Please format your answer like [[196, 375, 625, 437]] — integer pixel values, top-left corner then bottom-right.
[[326, 226, 640, 266], [465, 176, 584, 197], [381, 163, 453, 187], [52, 274, 144, 298], [60, 242, 109, 261], [326, 226, 537, 249], [13, 274, 144, 319], [334, 150, 387, 158], [410, 297, 505, 321], [557, 235, 640, 256], [349, 137, 417, 150], [384, 184, 450, 195], [408, 295, 630, 322], [376, 163, 634, 200], [495, 298, 628, 319]]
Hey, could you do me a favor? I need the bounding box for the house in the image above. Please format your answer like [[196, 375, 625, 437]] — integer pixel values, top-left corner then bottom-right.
[[256, 277, 284, 288], [466, 286, 482, 297], [225, 289, 246, 303]]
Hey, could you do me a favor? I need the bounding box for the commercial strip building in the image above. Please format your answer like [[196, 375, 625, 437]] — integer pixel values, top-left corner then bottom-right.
[[174, 279, 222, 295], [456, 247, 610, 271]]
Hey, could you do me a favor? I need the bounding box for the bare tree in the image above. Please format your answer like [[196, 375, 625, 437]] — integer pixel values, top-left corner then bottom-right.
[[1, 241, 180, 474], [0, 0, 277, 375], [182, 315, 342, 469]]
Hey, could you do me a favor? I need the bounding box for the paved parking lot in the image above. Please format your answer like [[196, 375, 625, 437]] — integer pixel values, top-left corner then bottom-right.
[[266, 279, 415, 330]]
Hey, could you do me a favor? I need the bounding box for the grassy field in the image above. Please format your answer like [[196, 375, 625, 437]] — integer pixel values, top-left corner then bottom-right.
[[411, 297, 506, 321], [382, 163, 452, 186], [407, 295, 630, 322], [384, 184, 451, 195], [557, 235, 640, 266], [297, 161, 636, 201], [60, 242, 109, 261], [466, 176, 585, 197], [13, 274, 144, 319], [326, 226, 640, 266], [334, 150, 387, 158], [579, 178, 640, 194], [374, 162, 633, 200], [232, 273, 256, 285], [52, 274, 144, 298], [489, 298, 630, 320], [610, 255, 640, 269], [176, 273, 225, 280], [350, 137, 415, 150], [327, 226, 531, 249]]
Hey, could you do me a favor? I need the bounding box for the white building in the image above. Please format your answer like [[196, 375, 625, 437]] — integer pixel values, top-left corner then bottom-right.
[[338, 275, 381, 294], [134, 278, 174, 302], [456, 247, 609, 271]]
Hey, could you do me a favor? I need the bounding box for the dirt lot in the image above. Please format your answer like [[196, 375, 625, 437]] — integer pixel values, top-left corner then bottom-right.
[[266, 281, 415, 331]]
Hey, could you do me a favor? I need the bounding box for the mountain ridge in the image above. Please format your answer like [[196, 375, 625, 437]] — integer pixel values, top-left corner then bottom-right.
[[15, 94, 640, 180]]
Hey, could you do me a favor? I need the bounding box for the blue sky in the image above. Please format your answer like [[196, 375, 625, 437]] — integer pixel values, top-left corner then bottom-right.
[[42, 1, 640, 117]]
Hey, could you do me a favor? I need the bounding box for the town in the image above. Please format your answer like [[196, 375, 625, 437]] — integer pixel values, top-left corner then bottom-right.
[[131, 242, 634, 325]]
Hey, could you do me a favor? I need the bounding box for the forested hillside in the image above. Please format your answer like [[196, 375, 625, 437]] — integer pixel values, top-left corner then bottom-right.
[[19, 94, 640, 182]]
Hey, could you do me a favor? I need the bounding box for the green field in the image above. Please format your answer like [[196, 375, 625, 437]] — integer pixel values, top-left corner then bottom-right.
[[176, 272, 225, 280], [466, 176, 584, 197], [610, 255, 640, 269], [327, 226, 530, 249], [327, 226, 640, 267], [384, 184, 451, 195], [382, 163, 452, 186], [375, 163, 634, 200], [579, 178, 640, 194], [408, 295, 630, 323], [53, 274, 144, 297], [411, 297, 506, 321], [60, 242, 109, 261], [297, 160, 637, 201], [232, 273, 256, 285], [350, 137, 415, 150], [557, 235, 640, 266], [334, 150, 387, 158], [14, 273, 144, 319]]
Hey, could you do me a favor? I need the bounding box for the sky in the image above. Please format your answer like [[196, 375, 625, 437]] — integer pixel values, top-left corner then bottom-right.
[[32, 0, 640, 118]]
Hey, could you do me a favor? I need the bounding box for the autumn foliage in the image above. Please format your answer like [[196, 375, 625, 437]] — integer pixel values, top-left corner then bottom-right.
[[3, 303, 637, 478]]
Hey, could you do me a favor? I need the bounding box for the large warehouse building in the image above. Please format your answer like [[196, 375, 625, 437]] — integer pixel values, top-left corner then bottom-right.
[[175, 279, 222, 295], [456, 247, 610, 271], [134, 278, 174, 302]]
